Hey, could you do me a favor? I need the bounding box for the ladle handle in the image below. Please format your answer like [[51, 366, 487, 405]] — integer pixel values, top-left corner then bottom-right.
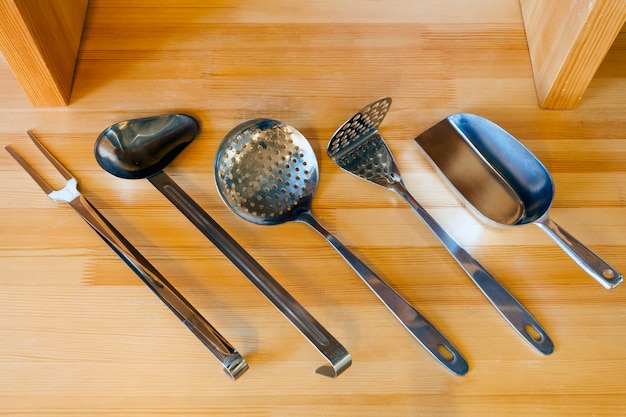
[[67, 195, 248, 379], [535, 216, 623, 289], [396, 184, 555, 355], [295, 209, 469, 376], [148, 171, 351, 378]]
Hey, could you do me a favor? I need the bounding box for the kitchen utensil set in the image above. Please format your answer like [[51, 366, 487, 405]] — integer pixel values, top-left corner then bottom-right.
[[6, 97, 621, 379], [328, 98, 553, 354], [215, 118, 468, 375], [94, 114, 351, 378]]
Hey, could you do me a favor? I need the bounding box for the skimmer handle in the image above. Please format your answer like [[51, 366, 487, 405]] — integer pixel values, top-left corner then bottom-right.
[[295, 209, 469, 375]]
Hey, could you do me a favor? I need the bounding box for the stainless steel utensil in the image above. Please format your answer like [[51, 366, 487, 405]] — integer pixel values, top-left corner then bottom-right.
[[215, 118, 470, 375], [328, 98, 554, 355], [94, 114, 351, 377], [6, 131, 249, 379], [415, 113, 622, 290]]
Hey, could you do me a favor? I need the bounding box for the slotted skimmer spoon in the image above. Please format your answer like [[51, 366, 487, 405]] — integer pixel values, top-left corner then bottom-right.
[[415, 113, 622, 290], [327, 98, 554, 355], [215, 118, 469, 375], [95, 114, 351, 377]]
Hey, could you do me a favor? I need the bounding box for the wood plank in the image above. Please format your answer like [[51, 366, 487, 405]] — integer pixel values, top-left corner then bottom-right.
[[0, 0, 88, 106], [520, 0, 626, 109], [1, 1, 626, 415]]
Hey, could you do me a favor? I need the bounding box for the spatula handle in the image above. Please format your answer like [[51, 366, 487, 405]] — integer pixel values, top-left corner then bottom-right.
[[398, 184, 554, 355], [296, 209, 469, 375]]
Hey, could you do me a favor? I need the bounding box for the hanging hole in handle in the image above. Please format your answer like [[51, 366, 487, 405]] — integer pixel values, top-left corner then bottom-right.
[[602, 268, 615, 280], [524, 323, 543, 342], [437, 344, 456, 362]]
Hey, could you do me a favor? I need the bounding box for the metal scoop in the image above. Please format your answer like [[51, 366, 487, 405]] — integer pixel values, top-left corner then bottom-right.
[[415, 113, 622, 290], [95, 114, 351, 377], [328, 98, 554, 355], [215, 118, 470, 375]]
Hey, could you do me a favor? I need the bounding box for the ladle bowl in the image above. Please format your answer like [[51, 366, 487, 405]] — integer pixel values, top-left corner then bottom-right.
[[95, 114, 199, 179], [415, 113, 622, 289]]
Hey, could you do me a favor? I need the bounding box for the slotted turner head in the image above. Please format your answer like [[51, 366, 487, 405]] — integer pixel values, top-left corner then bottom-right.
[[214, 118, 319, 225], [327, 97, 400, 187]]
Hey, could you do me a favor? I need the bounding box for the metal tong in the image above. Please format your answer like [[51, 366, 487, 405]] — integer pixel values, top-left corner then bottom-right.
[[5, 131, 248, 379]]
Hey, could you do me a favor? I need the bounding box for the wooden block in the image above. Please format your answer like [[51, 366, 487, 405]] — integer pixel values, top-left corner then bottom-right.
[[520, 0, 626, 109], [0, 0, 88, 106]]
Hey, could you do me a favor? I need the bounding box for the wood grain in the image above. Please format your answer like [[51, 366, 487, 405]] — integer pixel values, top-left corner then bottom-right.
[[0, 0, 88, 106], [1, 1, 626, 415], [520, 0, 626, 109]]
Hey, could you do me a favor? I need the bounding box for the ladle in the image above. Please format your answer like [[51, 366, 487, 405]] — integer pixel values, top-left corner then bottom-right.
[[214, 118, 470, 375], [328, 98, 554, 355], [415, 113, 622, 290], [94, 114, 351, 377]]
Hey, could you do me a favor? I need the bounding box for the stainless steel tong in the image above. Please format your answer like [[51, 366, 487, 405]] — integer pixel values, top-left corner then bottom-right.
[[5, 131, 248, 379]]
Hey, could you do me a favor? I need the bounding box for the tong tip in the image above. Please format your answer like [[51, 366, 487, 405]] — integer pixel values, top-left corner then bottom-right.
[[5, 142, 56, 195], [24, 130, 73, 181], [224, 356, 249, 380]]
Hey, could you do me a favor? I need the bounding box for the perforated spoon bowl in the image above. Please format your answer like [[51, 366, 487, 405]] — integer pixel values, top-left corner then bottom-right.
[[215, 118, 470, 375], [327, 98, 554, 355]]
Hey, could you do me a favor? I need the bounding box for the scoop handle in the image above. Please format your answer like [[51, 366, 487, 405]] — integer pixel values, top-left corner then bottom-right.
[[535, 216, 623, 289], [295, 209, 469, 375], [147, 171, 351, 378], [394, 183, 554, 355]]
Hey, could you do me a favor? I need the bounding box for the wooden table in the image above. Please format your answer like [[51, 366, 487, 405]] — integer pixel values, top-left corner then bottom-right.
[[1, 1, 626, 415]]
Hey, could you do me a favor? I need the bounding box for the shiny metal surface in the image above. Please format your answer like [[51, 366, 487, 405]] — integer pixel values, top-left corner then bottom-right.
[[95, 114, 200, 179], [216, 118, 469, 375], [215, 119, 318, 225], [6, 131, 248, 380], [95, 115, 351, 377], [329, 98, 554, 355], [415, 114, 622, 290]]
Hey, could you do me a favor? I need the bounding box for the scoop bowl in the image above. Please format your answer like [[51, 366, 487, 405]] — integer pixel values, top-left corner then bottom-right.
[[415, 113, 622, 289]]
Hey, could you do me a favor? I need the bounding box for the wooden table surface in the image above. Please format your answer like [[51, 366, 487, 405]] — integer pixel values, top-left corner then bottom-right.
[[1, 1, 626, 415]]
